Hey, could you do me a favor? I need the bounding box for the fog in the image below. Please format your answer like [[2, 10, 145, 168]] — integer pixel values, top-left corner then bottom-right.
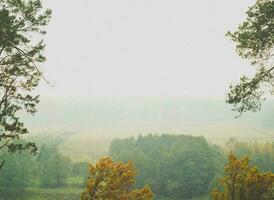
[[39, 0, 256, 99]]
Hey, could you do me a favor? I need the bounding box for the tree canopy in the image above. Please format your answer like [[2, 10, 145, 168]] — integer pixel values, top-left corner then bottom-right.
[[226, 0, 274, 115], [37, 144, 72, 187], [81, 157, 153, 200], [212, 154, 274, 200], [0, 150, 33, 193], [110, 134, 225, 199], [0, 0, 51, 166]]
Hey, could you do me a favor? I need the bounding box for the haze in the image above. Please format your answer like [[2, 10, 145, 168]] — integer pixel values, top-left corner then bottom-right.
[[25, 0, 273, 140], [39, 0, 255, 99]]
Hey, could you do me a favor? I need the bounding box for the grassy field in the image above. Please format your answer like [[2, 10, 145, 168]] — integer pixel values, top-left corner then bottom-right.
[[0, 188, 210, 200], [156, 195, 210, 200], [0, 188, 83, 200], [55, 124, 274, 162]]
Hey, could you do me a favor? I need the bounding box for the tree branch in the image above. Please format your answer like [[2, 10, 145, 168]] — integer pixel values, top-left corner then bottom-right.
[[10, 43, 54, 86]]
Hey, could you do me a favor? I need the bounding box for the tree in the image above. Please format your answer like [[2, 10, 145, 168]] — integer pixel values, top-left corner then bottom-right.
[[81, 157, 154, 200], [226, 0, 274, 116], [72, 162, 89, 177], [212, 154, 274, 200], [225, 138, 274, 172], [72, 161, 89, 187], [110, 134, 225, 199], [0, 0, 51, 167], [0, 151, 33, 193], [38, 145, 72, 187]]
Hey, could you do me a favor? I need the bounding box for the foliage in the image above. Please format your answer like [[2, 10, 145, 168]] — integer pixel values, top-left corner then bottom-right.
[[226, 0, 274, 115], [0, 140, 87, 195], [110, 134, 225, 199], [0, 150, 34, 192], [212, 153, 274, 200], [0, 0, 51, 167], [72, 162, 88, 177], [225, 138, 274, 172], [81, 157, 154, 200], [37, 145, 72, 187]]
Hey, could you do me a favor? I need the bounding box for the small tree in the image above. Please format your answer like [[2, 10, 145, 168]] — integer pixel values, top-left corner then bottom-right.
[[38, 145, 72, 187], [0, 0, 51, 167], [81, 157, 154, 200], [212, 154, 274, 200]]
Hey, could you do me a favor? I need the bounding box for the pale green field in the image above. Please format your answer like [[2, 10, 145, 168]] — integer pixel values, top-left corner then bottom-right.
[[0, 188, 82, 200], [54, 124, 274, 162], [0, 188, 209, 200], [157, 195, 210, 200]]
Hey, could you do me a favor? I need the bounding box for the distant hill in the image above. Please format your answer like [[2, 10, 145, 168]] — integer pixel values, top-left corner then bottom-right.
[[23, 97, 274, 133], [23, 97, 274, 161]]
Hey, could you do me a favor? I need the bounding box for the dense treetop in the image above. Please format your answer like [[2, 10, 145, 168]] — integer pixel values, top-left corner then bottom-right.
[[81, 157, 153, 200], [110, 134, 225, 199], [212, 154, 274, 200]]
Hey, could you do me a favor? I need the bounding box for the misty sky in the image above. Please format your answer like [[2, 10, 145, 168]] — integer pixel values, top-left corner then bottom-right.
[[38, 0, 256, 99]]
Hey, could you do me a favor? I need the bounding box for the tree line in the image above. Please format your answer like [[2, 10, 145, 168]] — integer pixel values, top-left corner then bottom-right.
[[107, 134, 274, 199], [0, 134, 273, 199], [110, 134, 224, 199]]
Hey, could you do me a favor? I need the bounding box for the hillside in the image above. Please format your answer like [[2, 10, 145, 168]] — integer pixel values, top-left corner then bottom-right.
[[24, 98, 274, 161]]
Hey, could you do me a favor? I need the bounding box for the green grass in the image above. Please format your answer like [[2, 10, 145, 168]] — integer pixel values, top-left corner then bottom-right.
[[0, 187, 211, 200], [0, 176, 85, 200], [66, 176, 85, 188], [0, 187, 83, 200], [156, 194, 210, 200], [58, 133, 111, 162]]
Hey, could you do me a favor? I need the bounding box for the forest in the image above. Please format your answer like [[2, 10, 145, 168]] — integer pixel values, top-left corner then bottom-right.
[[1, 0, 274, 199], [0, 134, 274, 199]]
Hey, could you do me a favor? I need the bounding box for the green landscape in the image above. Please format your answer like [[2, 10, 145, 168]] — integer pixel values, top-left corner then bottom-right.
[[1, 130, 274, 199], [1, 0, 274, 199]]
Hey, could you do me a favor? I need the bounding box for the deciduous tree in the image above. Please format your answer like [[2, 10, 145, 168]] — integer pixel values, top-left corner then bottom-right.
[[38, 145, 72, 187], [212, 154, 274, 200], [81, 157, 153, 200], [0, 150, 33, 192]]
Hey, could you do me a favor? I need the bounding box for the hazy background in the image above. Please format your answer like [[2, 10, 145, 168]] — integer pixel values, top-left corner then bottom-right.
[[39, 0, 256, 98], [24, 0, 274, 144]]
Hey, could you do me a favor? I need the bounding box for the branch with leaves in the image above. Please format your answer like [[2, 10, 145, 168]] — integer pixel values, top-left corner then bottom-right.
[[227, 0, 274, 115], [0, 0, 51, 166]]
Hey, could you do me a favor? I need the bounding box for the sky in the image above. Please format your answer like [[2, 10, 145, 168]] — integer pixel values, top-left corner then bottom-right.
[[38, 0, 256, 99]]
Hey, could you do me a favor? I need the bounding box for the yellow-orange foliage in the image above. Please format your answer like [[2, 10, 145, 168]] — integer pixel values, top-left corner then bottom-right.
[[212, 154, 274, 200], [81, 157, 153, 200]]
